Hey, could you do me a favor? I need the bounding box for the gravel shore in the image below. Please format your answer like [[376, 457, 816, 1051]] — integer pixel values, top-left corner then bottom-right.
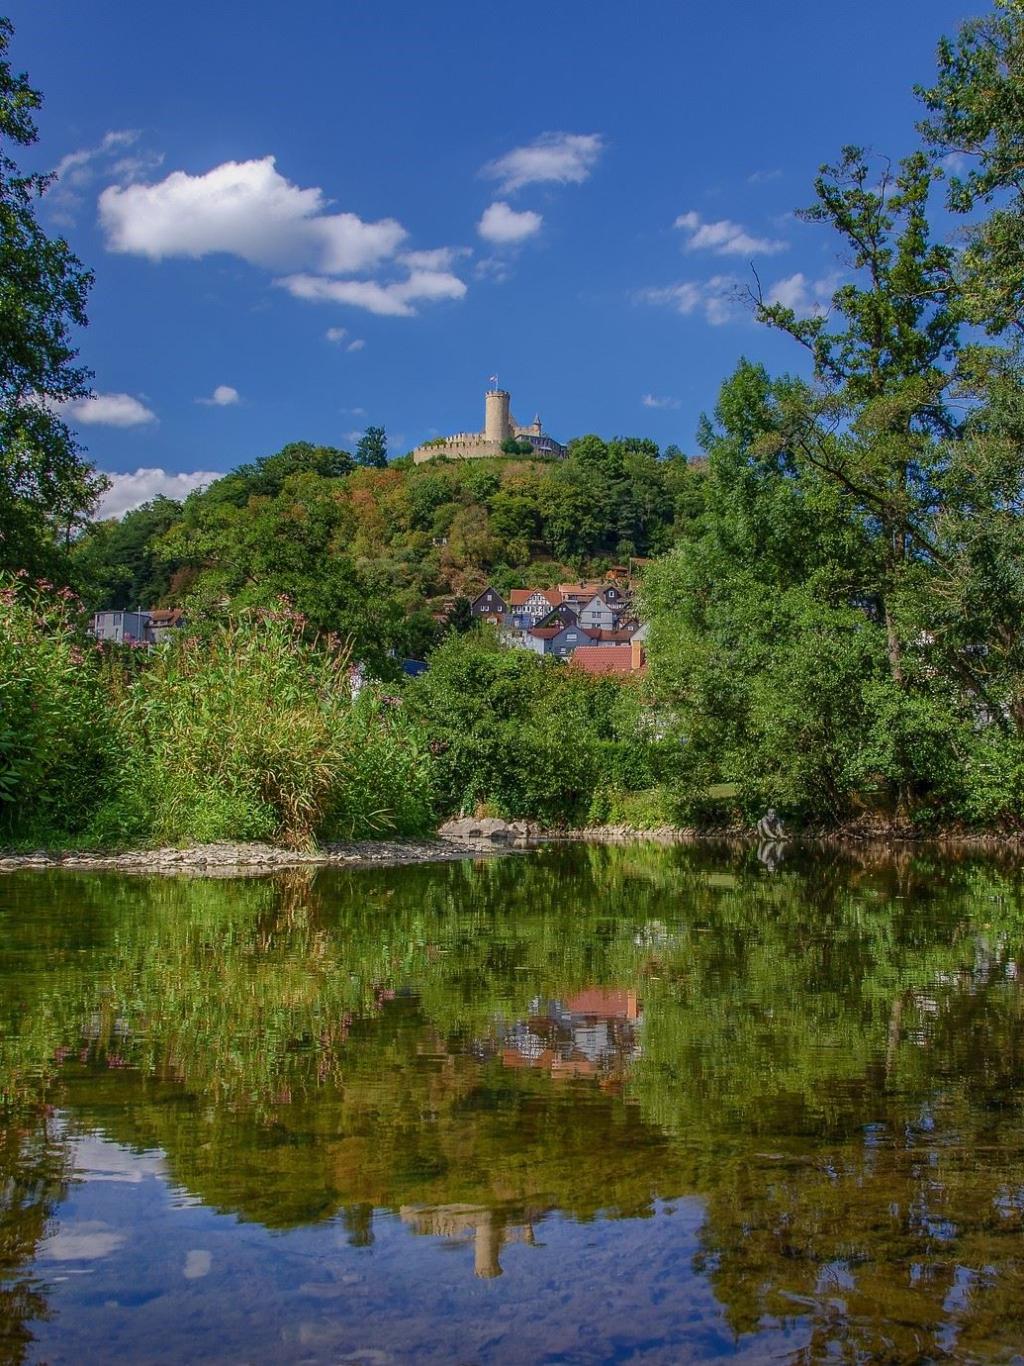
[[0, 836, 517, 876]]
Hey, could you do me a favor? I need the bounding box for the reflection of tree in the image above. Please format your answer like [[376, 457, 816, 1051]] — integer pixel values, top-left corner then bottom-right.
[[3, 844, 1024, 1345], [0, 1111, 72, 1365]]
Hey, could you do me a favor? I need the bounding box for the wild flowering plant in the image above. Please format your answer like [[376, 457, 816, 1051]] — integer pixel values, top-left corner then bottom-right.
[[0, 573, 115, 840], [96, 602, 434, 848]]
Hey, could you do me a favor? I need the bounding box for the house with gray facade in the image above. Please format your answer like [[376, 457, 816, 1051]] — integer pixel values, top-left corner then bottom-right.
[[90, 608, 185, 645], [470, 587, 507, 623]]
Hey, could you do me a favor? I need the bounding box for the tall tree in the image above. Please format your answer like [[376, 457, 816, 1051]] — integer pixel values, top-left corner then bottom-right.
[[918, 0, 1024, 335], [0, 17, 105, 572], [754, 149, 960, 690], [355, 425, 388, 468]]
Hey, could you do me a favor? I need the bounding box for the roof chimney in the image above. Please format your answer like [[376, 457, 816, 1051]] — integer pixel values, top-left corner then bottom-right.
[[630, 637, 644, 672]]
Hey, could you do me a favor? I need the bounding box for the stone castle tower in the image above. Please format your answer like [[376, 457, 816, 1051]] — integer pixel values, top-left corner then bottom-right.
[[412, 384, 565, 464], [484, 388, 512, 445]]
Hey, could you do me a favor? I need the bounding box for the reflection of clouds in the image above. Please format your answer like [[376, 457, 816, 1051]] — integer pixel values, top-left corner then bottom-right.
[[41, 1221, 125, 1261], [72, 1135, 167, 1184], [184, 1249, 212, 1280]]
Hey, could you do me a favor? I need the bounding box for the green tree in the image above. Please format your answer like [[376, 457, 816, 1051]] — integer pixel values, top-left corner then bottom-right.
[[355, 425, 388, 468], [918, 1, 1024, 334], [754, 149, 960, 693], [0, 18, 106, 573], [72, 494, 183, 609]]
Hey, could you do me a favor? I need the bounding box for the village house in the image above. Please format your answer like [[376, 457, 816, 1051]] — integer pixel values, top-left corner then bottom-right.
[[90, 608, 185, 645], [507, 587, 562, 627], [474, 574, 645, 672], [578, 595, 618, 632], [470, 587, 507, 623], [535, 602, 579, 630], [524, 623, 589, 658], [557, 581, 606, 609]]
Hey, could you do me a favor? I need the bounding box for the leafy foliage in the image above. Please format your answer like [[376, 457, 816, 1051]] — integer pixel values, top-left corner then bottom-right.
[[0, 575, 115, 838], [0, 577, 433, 847], [404, 631, 664, 825], [0, 19, 106, 575]]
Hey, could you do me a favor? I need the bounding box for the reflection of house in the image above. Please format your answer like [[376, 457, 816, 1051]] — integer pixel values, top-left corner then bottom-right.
[[498, 987, 643, 1082], [400, 1203, 537, 1278]]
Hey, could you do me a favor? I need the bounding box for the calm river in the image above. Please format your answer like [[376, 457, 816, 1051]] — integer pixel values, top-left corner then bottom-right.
[[1, 842, 1023, 1363]]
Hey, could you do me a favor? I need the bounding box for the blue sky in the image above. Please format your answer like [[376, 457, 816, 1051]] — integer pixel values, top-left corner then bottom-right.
[[11, 0, 972, 515]]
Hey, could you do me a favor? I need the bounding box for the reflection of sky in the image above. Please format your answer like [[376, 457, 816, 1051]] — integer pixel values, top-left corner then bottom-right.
[[28, 1130, 804, 1364]]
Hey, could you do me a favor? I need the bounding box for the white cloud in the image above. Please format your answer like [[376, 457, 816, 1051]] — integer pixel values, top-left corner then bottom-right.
[[347, 338, 366, 352], [98, 156, 470, 319], [482, 132, 604, 193], [99, 156, 407, 274], [674, 210, 787, 256], [748, 168, 782, 185], [54, 129, 139, 182], [765, 270, 840, 318], [61, 392, 157, 427], [96, 467, 221, 519], [398, 246, 468, 270], [477, 201, 543, 245], [638, 277, 740, 326], [474, 255, 511, 283], [941, 151, 968, 175], [342, 406, 366, 416], [641, 393, 681, 410], [196, 384, 239, 406], [325, 326, 347, 342], [48, 130, 161, 224], [276, 268, 466, 317]]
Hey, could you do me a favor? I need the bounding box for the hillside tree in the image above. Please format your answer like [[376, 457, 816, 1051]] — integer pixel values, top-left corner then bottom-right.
[[0, 17, 106, 572]]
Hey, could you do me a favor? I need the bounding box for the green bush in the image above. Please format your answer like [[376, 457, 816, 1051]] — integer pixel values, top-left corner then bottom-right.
[[0, 575, 116, 841], [0, 580, 434, 850], [958, 733, 1024, 828], [93, 613, 433, 848], [405, 632, 656, 826], [587, 786, 674, 828]]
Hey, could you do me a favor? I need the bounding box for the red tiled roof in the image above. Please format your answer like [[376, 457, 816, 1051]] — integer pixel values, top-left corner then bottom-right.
[[529, 626, 560, 639], [509, 587, 562, 608], [571, 645, 645, 676], [148, 608, 183, 624], [557, 581, 605, 599]]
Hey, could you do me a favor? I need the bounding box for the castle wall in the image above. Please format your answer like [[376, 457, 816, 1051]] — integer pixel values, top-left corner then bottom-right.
[[412, 437, 504, 465]]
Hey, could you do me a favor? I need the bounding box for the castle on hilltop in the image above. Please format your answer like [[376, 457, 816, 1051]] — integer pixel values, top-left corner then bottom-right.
[[411, 385, 566, 465]]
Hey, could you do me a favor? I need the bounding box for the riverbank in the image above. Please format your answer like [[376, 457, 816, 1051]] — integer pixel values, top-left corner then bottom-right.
[[6, 814, 1024, 876], [0, 836, 522, 876], [558, 820, 1024, 850]]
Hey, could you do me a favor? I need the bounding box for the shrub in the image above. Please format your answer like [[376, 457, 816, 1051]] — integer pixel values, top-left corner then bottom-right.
[[0, 574, 116, 841], [93, 611, 433, 848]]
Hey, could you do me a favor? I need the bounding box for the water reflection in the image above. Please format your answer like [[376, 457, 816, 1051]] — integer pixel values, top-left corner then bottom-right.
[[0, 843, 1023, 1360]]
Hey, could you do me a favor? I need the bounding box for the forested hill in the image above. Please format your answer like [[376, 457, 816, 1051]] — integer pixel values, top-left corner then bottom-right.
[[72, 436, 706, 668]]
